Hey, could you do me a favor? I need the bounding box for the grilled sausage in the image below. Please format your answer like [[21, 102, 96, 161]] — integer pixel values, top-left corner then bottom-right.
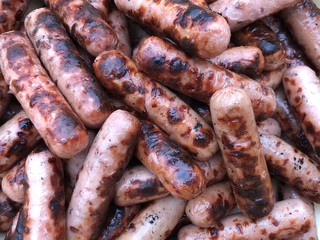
[[0, 111, 40, 173], [44, 0, 118, 57], [178, 199, 313, 240], [114, 165, 169, 206], [114, 0, 231, 59], [67, 110, 140, 240], [0, 190, 19, 232], [0, 71, 10, 119], [207, 46, 265, 79], [281, 0, 320, 70], [5, 211, 22, 240], [209, 0, 302, 31], [94, 50, 218, 161], [257, 118, 281, 137], [0, 98, 22, 126], [185, 181, 235, 228], [188, 0, 210, 10], [0, 31, 89, 159], [210, 87, 274, 219], [25, 8, 113, 129], [22, 145, 65, 239], [117, 196, 186, 240], [189, 100, 212, 126], [254, 68, 285, 89], [87, 0, 110, 19], [133, 36, 276, 120]]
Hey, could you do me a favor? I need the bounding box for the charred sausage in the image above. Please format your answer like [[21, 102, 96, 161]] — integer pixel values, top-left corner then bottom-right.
[[0, 71, 10, 119]]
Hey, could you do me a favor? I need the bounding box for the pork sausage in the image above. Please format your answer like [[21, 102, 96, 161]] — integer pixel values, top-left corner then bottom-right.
[[0, 71, 10, 119], [0, 190, 19, 232], [257, 118, 281, 137], [0, 98, 22, 126], [188, 0, 210, 10], [254, 68, 285, 89], [87, 0, 110, 19], [189, 100, 212, 126]]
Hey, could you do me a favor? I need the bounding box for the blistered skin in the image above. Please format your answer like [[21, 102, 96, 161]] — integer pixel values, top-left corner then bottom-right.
[[25, 8, 113, 129], [117, 196, 186, 240], [254, 68, 284, 89], [178, 199, 313, 240], [133, 36, 276, 120], [44, 0, 118, 57], [114, 0, 230, 59], [67, 110, 140, 240], [185, 182, 235, 228], [0, 0, 30, 34], [207, 46, 265, 79], [0, 31, 89, 159], [87, 0, 110, 19], [281, 0, 320, 70], [22, 146, 66, 240], [114, 165, 169, 206], [282, 66, 320, 158], [260, 133, 320, 204], [210, 87, 274, 219], [94, 50, 218, 161], [0, 111, 41, 173], [209, 0, 302, 31], [257, 118, 281, 137], [136, 120, 206, 200], [0, 71, 10, 119]]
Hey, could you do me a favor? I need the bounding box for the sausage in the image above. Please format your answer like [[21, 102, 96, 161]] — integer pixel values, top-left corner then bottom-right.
[[5, 211, 22, 240], [0, 71, 10, 119], [87, 0, 110, 19], [99, 204, 140, 240], [0, 31, 89, 159], [133, 36, 276, 120], [44, 0, 118, 57], [108, 9, 132, 58], [257, 118, 281, 137], [189, 100, 212, 126], [282, 65, 320, 158], [67, 110, 140, 240], [209, 0, 302, 31], [281, 0, 320, 70], [0, 190, 19, 232], [114, 0, 231, 59], [0, 111, 41, 173], [0, 97, 22, 126], [188, 0, 210, 10], [114, 165, 169, 206], [232, 21, 286, 71], [0, 0, 30, 34], [254, 68, 285, 89], [94, 50, 218, 161], [1, 159, 25, 203], [210, 87, 274, 219], [22, 145, 65, 239], [25, 8, 113, 129], [117, 196, 186, 240], [207, 46, 265, 79], [178, 199, 314, 240], [185, 181, 236, 228], [260, 133, 320, 203]]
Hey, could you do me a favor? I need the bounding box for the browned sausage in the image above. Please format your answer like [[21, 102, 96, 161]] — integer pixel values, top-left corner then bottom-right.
[[0, 97, 22, 126], [25, 8, 113, 129], [44, 0, 118, 57], [87, 0, 110, 19], [210, 87, 274, 219], [0, 31, 89, 159], [133, 36, 276, 120], [5, 211, 22, 240], [114, 0, 231, 59], [254, 68, 285, 89], [67, 110, 140, 240], [257, 118, 281, 137], [0, 190, 19, 232], [188, 0, 210, 10], [0, 71, 10, 119], [0, 111, 40, 173], [94, 50, 218, 161], [189, 100, 212, 126]]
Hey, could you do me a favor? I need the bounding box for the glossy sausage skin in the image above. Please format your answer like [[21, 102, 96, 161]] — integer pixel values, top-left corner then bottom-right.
[[185, 181, 235, 228], [0, 71, 10, 119], [210, 87, 274, 219], [0, 31, 89, 159], [0, 111, 40, 173], [25, 8, 112, 129], [94, 50, 218, 161], [133, 36, 276, 120], [22, 145, 65, 240], [44, 0, 118, 57], [67, 110, 140, 240], [209, 0, 301, 31], [257, 118, 281, 137], [114, 0, 231, 59], [178, 199, 313, 240], [254, 68, 284, 89], [136, 120, 206, 200]]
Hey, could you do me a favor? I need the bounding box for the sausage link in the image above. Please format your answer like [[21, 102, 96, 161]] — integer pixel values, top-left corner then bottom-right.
[[254, 68, 285, 89], [0, 31, 89, 159], [87, 0, 110, 19], [0, 190, 19, 232], [188, 0, 210, 10], [189, 100, 212, 126], [0, 98, 22, 126], [22, 145, 65, 239], [210, 87, 274, 219], [44, 0, 118, 57], [178, 199, 314, 240], [25, 8, 113, 129], [133, 36, 276, 120], [257, 118, 281, 137], [0, 71, 10, 119], [114, 0, 230, 58], [67, 110, 140, 240], [209, 0, 301, 31], [5, 211, 22, 240], [185, 181, 235, 228], [94, 50, 218, 161], [0, 111, 40, 173], [118, 196, 186, 240]]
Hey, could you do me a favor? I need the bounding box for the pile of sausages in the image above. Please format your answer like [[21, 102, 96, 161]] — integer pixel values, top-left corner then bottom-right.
[[0, 0, 319, 239]]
